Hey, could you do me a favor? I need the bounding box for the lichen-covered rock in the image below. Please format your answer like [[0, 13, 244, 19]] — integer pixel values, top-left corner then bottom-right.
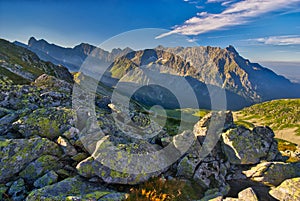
[[221, 126, 280, 164], [199, 188, 223, 201], [33, 74, 72, 93], [13, 107, 74, 139], [193, 160, 227, 191], [269, 177, 300, 201], [26, 176, 113, 201], [77, 139, 166, 185], [176, 156, 197, 179], [19, 155, 63, 183], [194, 111, 233, 137], [243, 162, 300, 186], [33, 170, 59, 188], [0, 138, 62, 183], [8, 178, 27, 201], [98, 192, 127, 201]]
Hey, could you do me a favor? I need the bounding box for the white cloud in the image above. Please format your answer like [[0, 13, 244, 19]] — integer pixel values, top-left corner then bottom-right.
[[207, 0, 227, 2], [255, 35, 300, 45], [156, 0, 300, 39], [187, 38, 198, 42]]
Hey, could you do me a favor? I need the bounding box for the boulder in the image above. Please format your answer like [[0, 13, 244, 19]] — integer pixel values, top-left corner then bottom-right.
[[19, 155, 62, 183], [176, 156, 197, 179], [77, 138, 167, 185], [26, 176, 115, 201], [243, 162, 300, 186], [8, 178, 27, 201], [223, 187, 258, 201], [33, 170, 59, 188], [193, 160, 227, 191], [13, 107, 74, 139], [221, 126, 280, 164], [0, 138, 62, 183], [269, 177, 300, 201]]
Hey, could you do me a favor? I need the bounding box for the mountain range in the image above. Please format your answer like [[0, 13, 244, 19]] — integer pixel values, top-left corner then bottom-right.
[[7, 37, 300, 110]]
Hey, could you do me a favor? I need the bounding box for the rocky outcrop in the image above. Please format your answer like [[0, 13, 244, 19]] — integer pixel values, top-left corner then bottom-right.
[[269, 177, 300, 201], [25, 176, 124, 201], [221, 126, 281, 164], [0, 138, 62, 183], [243, 162, 300, 186]]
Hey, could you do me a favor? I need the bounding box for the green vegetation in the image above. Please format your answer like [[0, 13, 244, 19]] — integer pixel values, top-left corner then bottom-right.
[[276, 138, 300, 163], [234, 99, 300, 135], [0, 39, 45, 79], [146, 107, 209, 136], [0, 67, 29, 85]]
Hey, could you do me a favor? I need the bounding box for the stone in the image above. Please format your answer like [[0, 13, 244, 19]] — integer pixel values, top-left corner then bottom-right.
[[243, 161, 300, 186], [19, 155, 63, 183], [33, 170, 59, 188], [8, 178, 27, 201], [57, 136, 78, 156], [193, 160, 227, 190], [0, 138, 62, 183], [98, 192, 127, 201], [199, 188, 223, 201], [26, 176, 113, 201], [176, 156, 197, 179], [71, 152, 89, 162], [77, 139, 167, 185], [221, 126, 280, 165], [12, 107, 74, 139], [269, 177, 300, 201], [237, 187, 258, 201], [0, 184, 8, 200]]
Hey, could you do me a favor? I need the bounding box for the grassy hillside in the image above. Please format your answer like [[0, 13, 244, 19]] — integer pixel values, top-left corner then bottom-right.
[[0, 38, 73, 84], [234, 99, 300, 144]]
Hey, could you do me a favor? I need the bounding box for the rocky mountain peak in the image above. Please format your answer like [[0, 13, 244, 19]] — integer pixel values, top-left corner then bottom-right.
[[226, 45, 239, 55]]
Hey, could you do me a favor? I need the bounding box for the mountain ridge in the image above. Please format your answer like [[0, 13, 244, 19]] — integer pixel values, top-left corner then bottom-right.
[[13, 37, 300, 110]]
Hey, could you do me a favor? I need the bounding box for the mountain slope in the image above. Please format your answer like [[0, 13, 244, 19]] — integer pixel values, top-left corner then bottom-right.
[[0, 39, 73, 84], [157, 45, 300, 102], [103, 48, 299, 109]]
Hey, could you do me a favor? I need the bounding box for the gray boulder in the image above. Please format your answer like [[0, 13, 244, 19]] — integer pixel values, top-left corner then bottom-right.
[[0, 138, 62, 183], [269, 177, 300, 201], [26, 176, 116, 201], [19, 155, 62, 183], [243, 162, 300, 186], [33, 170, 59, 188], [8, 178, 27, 201], [221, 126, 280, 164]]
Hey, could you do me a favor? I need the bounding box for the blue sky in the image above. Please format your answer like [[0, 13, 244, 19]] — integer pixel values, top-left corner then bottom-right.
[[1, 0, 300, 63]]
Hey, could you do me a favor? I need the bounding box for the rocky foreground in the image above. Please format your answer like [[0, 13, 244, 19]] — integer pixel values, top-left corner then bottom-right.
[[0, 74, 300, 201]]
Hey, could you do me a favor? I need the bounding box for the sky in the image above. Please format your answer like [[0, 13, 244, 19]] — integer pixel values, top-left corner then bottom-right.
[[1, 0, 300, 63]]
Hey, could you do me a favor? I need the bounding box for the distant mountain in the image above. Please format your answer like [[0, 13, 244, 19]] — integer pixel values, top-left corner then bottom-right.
[[14, 37, 300, 110], [0, 39, 73, 84], [14, 37, 132, 72], [157, 46, 300, 102]]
